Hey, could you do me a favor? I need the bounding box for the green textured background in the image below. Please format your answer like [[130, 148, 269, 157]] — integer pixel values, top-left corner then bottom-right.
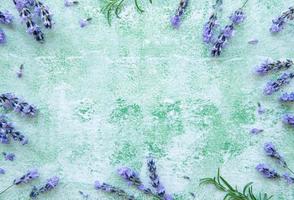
[[0, 0, 294, 199]]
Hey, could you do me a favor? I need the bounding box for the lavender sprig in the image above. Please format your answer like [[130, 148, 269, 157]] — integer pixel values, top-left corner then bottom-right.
[[263, 142, 290, 170], [0, 93, 37, 117], [171, 0, 188, 28], [203, 13, 218, 43], [0, 169, 39, 195], [0, 115, 28, 145], [0, 28, 6, 44], [33, 0, 53, 29], [280, 92, 294, 102], [263, 72, 294, 95], [94, 181, 135, 200], [13, 0, 44, 42], [282, 114, 294, 127], [256, 164, 280, 179], [270, 7, 294, 33], [0, 10, 14, 25], [30, 176, 59, 199], [255, 59, 293, 75], [147, 158, 172, 200]]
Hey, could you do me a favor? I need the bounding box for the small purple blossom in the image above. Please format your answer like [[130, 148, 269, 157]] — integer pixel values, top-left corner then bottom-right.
[[94, 181, 135, 200], [13, 169, 39, 185], [0, 28, 6, 44], [280, 92, 294, 102], [0, 10, 14, 25], [0, 168, 5, 174], [250, 128, 263, 135], [79, 18, 92, 28], [211, 24, 234, 56], [64, 0, 79, 7], [255, 59, 293, 75], [3, 152, 15, 161], [0, 93, 37, 117], [171, 0, 188, 28], [283, 173, 294, 184], [263, 73, 294, 95], [256, 164, 279, 179], [230, 9, 246, 24], [203, 13, 218, 43], [270, 7, 294, 33], [264, 142, 287, 167], [30, 176, 59, 199], [282, 114, 294, 127], [34, 0, 53, 29], [257, 102, 265, 114]]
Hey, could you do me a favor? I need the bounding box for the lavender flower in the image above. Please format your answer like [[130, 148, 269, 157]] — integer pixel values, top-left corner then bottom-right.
[[94, 181, 135, 200], [34, 0, 53, 29], [203, 13, 218, 43], [256, 164, 279, 179], [64, 0, 79, 7], [3, 152, 15, 161], [30, 176, 59, 199], [230, 9, 246, 24], [14, 169, 39, 185], [283, 173, 294, 184], [263, 72, 294, 95], [255, 59, 293, 75], [270, 7, 294, 33], [0, 10, 14, 25], [0, 28, 6, 44], [0, 93, 37, 117], [250, 128, 263, 135], [257, 102, 265, 114], [264, 142, 287, 167], [170, 0, 188, 28], [211, 24, 234, 56], [0, 168, 5, 174], [79, 18, 91, 28], [280, 92, 294, 102], [147, 158, 173, 200], [17, 64, 24, 78], [0, 115, 28, 145], [282, 114, 294, 127]]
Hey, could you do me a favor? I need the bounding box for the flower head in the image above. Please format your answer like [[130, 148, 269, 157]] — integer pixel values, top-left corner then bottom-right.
[[264, 142, 287, 167], [230, 9, 246, 24], [0, 28, 6, 44], [270, 7, 294, 33], [0, 10, 14, 25], [211, 24, 234, 56], [256, 164, 279, 179], [255, 59, 293, 75], [263, 73, 294, 95], [283, 173, 294, 184], [34, 0, 53, 29], [203, 13, 218, 43], [282, 114, 294, 127], [13, 169, 39, 185], [280, 92, 294, 102], [3, 152, 15, 161], [171, 0, 188, 28], [94, 181, 135, 199], [30, 176, 59, 199]]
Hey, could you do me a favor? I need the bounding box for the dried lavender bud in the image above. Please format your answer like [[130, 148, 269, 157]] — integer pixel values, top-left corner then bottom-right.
[[13, 169, 39, 185], [229, 9, 246, 24], [17, 64, 24, 78], [30, 176, 59, 199], [0, 168, 5, 174], [211, 24, 234, 56], [283, 173, 294, 184], [256, 164, 280, 179], [250, 128, 263, 135], [0, 10, 14, 25], [263, 72, 294, 95], [34, 0, 53, 29], [64, 0, 79, 7], [171, 0, 188, 28], [0, 28, 6, 44], [248, 39, 258, 44], [94, 181, 135, 200], [257, 102, 265, 114], [270, 7, 294, 33], [3, 152, 15, 161], [0, 115, 28, 145], [147, 158, 173, 200], [0, 93, 37, 117], [264, 142, 287, 167], [79, 18, 91, 28], [78, 191, 89, 199], [280, 92, 294, 102], [203, 13, 218, 43], [282, 114, 294, 127], [255, 59, 293, 75]]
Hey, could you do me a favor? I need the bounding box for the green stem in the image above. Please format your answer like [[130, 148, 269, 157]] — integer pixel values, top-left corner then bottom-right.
[[0, 185, 14, 195], [241, 0, 249, 9], [286, 166, 294, 176]]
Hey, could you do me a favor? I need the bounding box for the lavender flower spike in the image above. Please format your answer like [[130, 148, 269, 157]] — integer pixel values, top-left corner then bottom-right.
[[282, 114, 294, 127], [230, 9, 246, 24], [147, 158, 173, 200], [270, 7, 294, 33], [14, 169, 39, 185], [255, 59, 293, 75], [30, 176, 59, 199], [0, 28, 6, 44], [211, 24, 234, 56], [203, 13, 218, 43], [264, 142, 287, 167], [171, 0, 188, 28], [263, 72, 294, 95], [283, 173, 294, 184], [94, 181, 135, 200], [34, 0, 53, 29], [0, 93, 37, 117], [256, 164, 279, 179], [280, 92, 294, 102], [0, 10, 14, 25]]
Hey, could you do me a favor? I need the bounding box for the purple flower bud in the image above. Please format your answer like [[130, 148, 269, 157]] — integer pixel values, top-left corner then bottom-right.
[[0, 168, 5, 174], [64, 0, 79, 7], [3, 152, 15, 161], [250, 128, 263, 135], [30, 176, 59, 199], [270, 7, 294, 33], [34, 0, 53, 29], [203, 13, 218, 43], [229, 9, 246, 24], [79, 18, 92, 28], [263, 73, 294, 95], [0, 10, 14, 25], [94, 181, 135, 199], [280, 92, 294, 102], [257, 102, 265, 114], [264, 142, 287, 167], [171, 0, 188, 28], [283, 173, 294, 184], [255, 59, 293, 75], [0, 28, 6, 44], [13, 169, 39, 185], [282, 114, 294, 127], [256, 164, 279, 179]]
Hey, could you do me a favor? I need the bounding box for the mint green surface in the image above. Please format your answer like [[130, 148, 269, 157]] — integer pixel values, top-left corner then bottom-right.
[[1, 0, 294, 199]]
